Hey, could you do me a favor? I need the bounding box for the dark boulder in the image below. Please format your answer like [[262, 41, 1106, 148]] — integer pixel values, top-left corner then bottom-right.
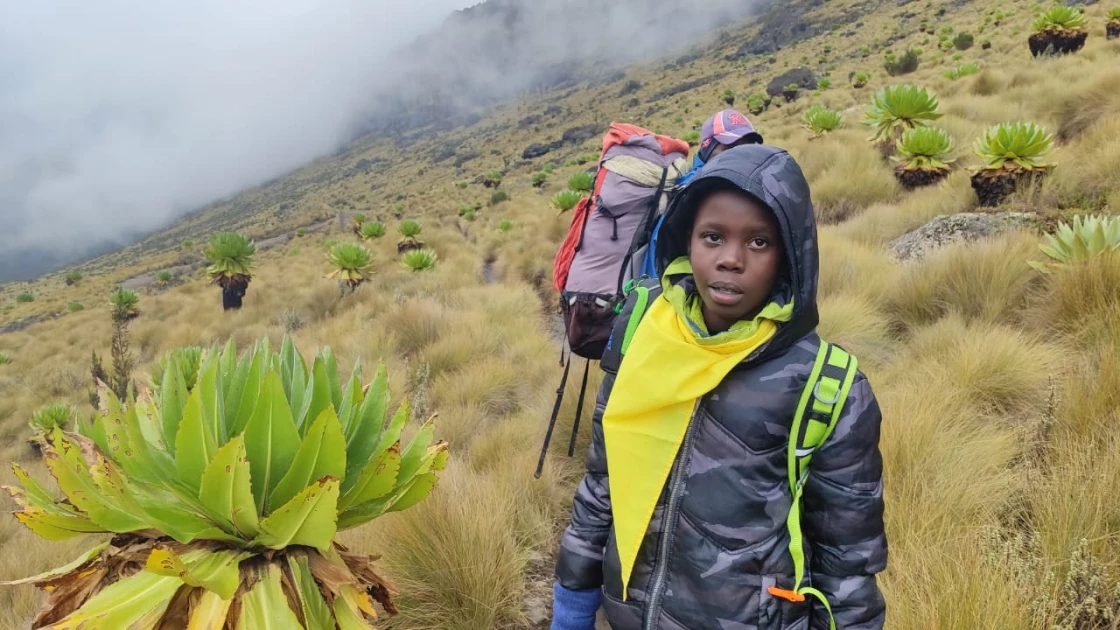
[[766, 67, 819, 97], [647, 76, 719, 102], [619, 80, 643, 97], [561, 125, 599, 145], [522, 141, 562, 160]]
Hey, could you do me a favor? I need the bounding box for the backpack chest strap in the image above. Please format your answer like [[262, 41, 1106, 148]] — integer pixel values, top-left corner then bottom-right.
[[770, 342, 858, 630]]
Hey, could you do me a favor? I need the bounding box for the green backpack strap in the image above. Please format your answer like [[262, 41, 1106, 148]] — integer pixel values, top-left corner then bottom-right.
[[768, 341, 859, 630]]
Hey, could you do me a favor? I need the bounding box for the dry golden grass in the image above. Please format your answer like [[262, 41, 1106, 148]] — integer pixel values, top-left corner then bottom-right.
[[2, 0, 1119, 627], [883, 232, 1044, 330]]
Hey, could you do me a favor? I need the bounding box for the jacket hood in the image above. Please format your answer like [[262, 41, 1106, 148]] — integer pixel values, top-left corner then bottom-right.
[[653, 144, 819, 352]]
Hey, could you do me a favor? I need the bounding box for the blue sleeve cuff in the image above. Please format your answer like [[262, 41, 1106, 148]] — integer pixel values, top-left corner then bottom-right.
[[551, 582, 601, 630]]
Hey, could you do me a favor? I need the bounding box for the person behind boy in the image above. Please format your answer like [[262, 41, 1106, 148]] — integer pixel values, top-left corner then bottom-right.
[[550, 144, 887, 630], [677, 109, 764, 186]]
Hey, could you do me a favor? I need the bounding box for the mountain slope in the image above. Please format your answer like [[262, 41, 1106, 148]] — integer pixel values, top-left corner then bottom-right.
[[1, 0, 1119, 627]]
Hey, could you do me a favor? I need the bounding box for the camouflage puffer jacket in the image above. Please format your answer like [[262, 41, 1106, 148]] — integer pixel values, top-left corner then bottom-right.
[[554, 145, 888, 630]]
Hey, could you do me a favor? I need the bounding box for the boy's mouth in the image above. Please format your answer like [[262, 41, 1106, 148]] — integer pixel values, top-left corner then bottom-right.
[[707, 281, 744, 306]]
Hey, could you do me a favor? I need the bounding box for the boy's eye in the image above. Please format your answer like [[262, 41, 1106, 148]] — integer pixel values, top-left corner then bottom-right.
[[702, 232, 722, 244], [748, 237, 770, 249]]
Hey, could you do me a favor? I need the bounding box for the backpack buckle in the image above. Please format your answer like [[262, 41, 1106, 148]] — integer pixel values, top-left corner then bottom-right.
[[767, 587, 806, 603], [813, 380, 842, 405]]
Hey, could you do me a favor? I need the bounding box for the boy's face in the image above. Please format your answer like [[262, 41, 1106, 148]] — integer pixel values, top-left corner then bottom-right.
[[688, 190, 783, 334]]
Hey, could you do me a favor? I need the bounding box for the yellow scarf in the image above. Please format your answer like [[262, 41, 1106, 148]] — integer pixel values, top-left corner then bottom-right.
[[602, 259, 792, 599]]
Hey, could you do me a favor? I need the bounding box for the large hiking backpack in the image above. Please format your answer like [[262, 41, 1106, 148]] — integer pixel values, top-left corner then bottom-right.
[[542, 279, 858, 630], [537, 125, 689, 477], [551, 123, 690, 361]]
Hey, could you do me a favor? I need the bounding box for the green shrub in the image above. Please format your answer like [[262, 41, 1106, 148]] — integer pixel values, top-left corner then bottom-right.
[[542, 163, 555, 174], [64, 271, 83, 285], [568, 172, 595, 193], [944, 63, 980, 80], [399, 220, 422, 239], [16, 292, 34, 303], [490, 190, 510, 205], [532, 172, 548, 187], [462, 210, 477, 222], [68, 302, 84, 313], [803, 105, 844, 136], [972, 122, 1055, 171], [1030, 215, 1120, 274], [295, 228, 306, 237], [360, 221, 386, 239], [457, 181, 469, 189], [1033, 5, 1087, 32], [326, 242, 375, 288], [817, 77, 833, 90], [746, 93, 768, 114], [884, 48, 921, 76], [682, 131, 701, 145], [852, 72, 872, 88], [498, 220, 513, 232], [29, 404, 72, 434], [553, 190, 584, 212], [110, 288, 140, 320], [402, 249, 438, 272], [864, 84, 942, 142], [0, 352, 11, 365], [180, 239, 194, 250], [203, 232, 256, 285], [954, 31, 975, 50], [458, 206, 475, 217], [156, 271, 173, 285], [896, 127, 956, 171]]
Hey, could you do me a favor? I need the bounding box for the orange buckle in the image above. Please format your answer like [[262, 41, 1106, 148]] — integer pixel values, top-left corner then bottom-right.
[[768, 587, 806, 603]]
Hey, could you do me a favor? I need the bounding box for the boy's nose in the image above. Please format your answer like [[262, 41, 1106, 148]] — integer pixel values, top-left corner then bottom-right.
[[715, 247, 744, 272]]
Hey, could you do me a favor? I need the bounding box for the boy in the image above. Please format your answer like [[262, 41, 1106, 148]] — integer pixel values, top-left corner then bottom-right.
[[639, 109, 764, 279], [551, 144, 887, 630]]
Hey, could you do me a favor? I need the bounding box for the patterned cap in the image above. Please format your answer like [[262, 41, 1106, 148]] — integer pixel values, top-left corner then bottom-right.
[[700, 109, 764, 151]]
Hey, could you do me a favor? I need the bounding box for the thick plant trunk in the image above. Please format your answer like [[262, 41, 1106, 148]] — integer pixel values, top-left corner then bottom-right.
[[896, 167, 950, 190], [222, 277, 249, 310], [397, 239, 423, 255], [970, 169, 1042, 207], [1108, 23, 1119, 40], [1028, 30, 1087, 57]]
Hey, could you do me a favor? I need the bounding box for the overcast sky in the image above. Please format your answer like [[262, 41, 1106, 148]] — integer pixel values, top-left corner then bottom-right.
[[0, 0, 475, 279]]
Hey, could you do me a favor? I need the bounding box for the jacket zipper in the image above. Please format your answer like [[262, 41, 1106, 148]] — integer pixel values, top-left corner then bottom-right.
[[641, 400, 701, 630]]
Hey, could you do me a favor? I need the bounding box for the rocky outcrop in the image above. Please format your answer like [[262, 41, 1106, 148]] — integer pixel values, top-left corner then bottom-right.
[[647, 76, 719, 103], [521, 125, 601, 160], [522, 143, 559, 159], [766, 67, 819, 97], [889, 212, 1038, 261]]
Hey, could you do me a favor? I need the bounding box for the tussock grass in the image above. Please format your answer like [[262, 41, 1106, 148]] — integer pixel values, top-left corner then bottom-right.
[[883, 232, 1042, 330], [787, 129, 901, 223], [817, 294, 894, 368], [353, 461, 529, 630], [901, 315, 1061, 415], [832, 169, 978, 248], [816, 230, 899, 301], [1026, 252, 1120, 348]]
